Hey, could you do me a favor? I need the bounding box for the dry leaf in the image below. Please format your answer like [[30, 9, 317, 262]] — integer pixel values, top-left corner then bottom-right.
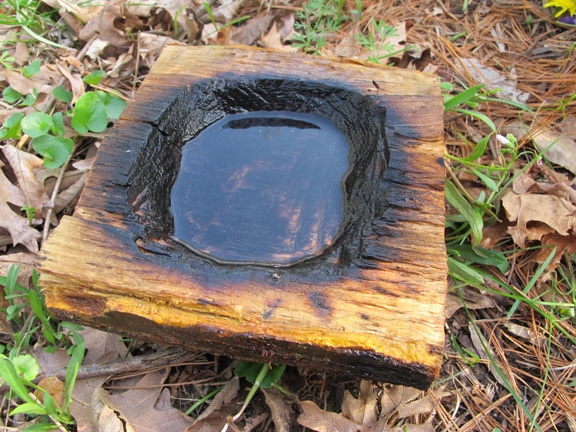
[[185, 379, 240, 431], [533, 232, 576, 274], [0, 167, 40, 252], [88, 0, 134, 49], [502, 190, 576, 248], [91, 386, 125, 432], [36, 376, 64, 407], [468, 324, 510, 388], [14, 41, 29, 66], [457, 58, 529, 104], [379, 385, 422, 418], [260, 22, 298, 51], [53, 171, 88, 214], [3, 145, 48, 219], [445, 286, 498, 319], [41, 0, 103, 23], [334, 35, 362, 58], [105, 368, 194, 432], [194, 378, 239, 422], [342, 380, 378, 427], [502, 120, 576, 175], [503, 322, 539, 344], [231, 13, 274, 45], [70, 328, 130, 432], [396, 395, 435, 418], [56, 62, 85, 104], [4, 65, 61, 95], [262, 388, 292, 432], [299, 384, 425, 432], [297, 400, 364, 432]]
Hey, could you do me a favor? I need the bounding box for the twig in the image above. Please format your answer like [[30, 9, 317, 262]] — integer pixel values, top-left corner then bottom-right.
[[41, 148, 75, 244], [0, 347, 197, 393]]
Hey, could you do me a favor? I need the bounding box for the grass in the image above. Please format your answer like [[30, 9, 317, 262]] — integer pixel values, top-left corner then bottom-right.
[[1, 0, 576, 429], [0, 266, 85, 429]]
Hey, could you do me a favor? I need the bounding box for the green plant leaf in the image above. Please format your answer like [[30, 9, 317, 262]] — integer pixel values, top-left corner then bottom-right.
[[63, 334, 85, 411], [13, 354, 40, 381], [50, 112, 66, 137], [71, 92, 108, 133], [52, 84, 72, 104], [453, 108, 496, 132], [22, 59, 41, 78], [450, 244, 509, 273], [32, 135, 73, 168], [3, 86, 22, 104], [443, 84, 485, 111], [21, 112, 53, 138], [447, 134, 490, 163], [0, 112, 25, 139], [445, 179, 484, 246], [95, 91, 126, 120], [83, 70, 105, 86], [234, 361, 286, 389], [10, 401, 48, 416], [0, 356, 36, 404], [28, 289, 56, 345], [448, 256, 485, 286], [20, 88, 39, 107], [470, 167, 498, 192]]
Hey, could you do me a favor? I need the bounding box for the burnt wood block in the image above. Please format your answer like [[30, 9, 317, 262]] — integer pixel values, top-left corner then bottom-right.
[[37, 46, 447, 389]]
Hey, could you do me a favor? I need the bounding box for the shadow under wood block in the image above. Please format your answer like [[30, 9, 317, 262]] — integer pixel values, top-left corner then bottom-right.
[[37, 46, 447, 389]]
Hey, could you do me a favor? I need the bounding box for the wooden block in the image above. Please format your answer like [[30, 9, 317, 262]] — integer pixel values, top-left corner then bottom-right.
[[37, 46, 447, 389]]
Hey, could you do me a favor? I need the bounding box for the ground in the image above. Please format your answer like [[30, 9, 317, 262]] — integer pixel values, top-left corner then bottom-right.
[[0, 0, 575, 431]]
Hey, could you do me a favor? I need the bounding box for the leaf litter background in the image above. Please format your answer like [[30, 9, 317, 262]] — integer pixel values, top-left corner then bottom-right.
[[1, 0, 575, 430]]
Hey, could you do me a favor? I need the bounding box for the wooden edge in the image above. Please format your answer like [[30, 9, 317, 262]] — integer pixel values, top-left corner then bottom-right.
[[38, 45, 447, 387]]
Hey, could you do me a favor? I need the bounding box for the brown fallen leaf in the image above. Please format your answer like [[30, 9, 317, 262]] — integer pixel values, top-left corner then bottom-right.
[[56, 62, 85, 104], [260, 22, 298, 52], [262, 388, 291, 432], [502, 120, 576, 175], [501, 190, 576, 248], [4, 65, 61, 95], [299, 383, 425, 432], [89, 0, 134, 49], [468, 323, 510, 388], [231, 13, 275, 46], [396, 395, 435, 419], [0, 165, 40, 252], [104, 368, 194, 432], [35, 376, 65, 407], [379, 385, 422, 419], [533, 232, 576, 275], [512, 171, 576, 203], [69, 328, 130, 432], [342, 380, 378, 427], [445, 286, 498, 319], [298, 400, 364, 432], [3, 145, 49, 221]]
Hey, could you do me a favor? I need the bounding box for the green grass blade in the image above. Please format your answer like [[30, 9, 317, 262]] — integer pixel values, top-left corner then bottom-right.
[[507, 247, 556, 319], [444, 84, 485, 111], [453, 108, 496, 132], [0, 356, 36, 404], [445, 179, 484, 246], [448, 256, 485, 286]]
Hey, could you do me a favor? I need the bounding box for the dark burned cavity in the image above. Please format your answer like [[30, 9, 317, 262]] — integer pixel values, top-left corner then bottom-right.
[[171, 111, 349, 265], [127, 78, 388, 268]]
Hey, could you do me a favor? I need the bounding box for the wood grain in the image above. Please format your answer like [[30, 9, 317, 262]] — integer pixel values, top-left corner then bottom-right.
[[38, 46, 447, 389]]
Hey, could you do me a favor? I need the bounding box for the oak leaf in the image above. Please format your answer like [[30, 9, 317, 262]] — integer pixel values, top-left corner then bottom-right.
[[502, 190, 576, 248]]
